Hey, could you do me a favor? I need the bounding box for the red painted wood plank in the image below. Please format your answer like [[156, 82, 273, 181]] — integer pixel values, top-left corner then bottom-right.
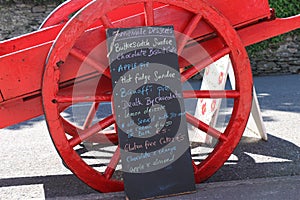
[[0, 24, 63, 56]]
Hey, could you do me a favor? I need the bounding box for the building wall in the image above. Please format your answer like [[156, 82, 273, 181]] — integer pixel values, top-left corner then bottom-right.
[[0, 0, 60, 40], [250, 35, 300, 75]]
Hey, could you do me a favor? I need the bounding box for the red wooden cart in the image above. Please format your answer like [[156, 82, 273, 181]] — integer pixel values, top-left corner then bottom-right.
[[1, 0, 299, 193]]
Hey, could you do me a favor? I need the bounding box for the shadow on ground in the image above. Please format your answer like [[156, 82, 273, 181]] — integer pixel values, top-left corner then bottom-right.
[[0, 174, 96, 198], [208, 134, 300, 182], [1, 134, 299, 198]]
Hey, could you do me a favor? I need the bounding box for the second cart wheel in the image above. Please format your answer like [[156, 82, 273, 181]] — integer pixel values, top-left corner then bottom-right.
[[42, 0, 252, 192]]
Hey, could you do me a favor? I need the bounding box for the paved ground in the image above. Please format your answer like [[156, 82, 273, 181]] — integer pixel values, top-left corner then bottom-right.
[[47, 175, 300, 200], [0, 74, 299, 199]]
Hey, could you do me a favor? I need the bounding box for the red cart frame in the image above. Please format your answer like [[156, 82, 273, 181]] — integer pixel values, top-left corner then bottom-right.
[[1, 0, 299, 193]]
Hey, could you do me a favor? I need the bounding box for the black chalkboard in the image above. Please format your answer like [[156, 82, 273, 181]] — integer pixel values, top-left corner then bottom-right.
[[106, 26, 195, 200]]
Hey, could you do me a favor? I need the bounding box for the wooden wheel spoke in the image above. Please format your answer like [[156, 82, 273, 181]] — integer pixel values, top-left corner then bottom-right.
[[177, 13, 203, 55], [183, 90, 240, 99], [103, 146, 120, 180], [55, 94, 111, 103], [181, 47, 230, 82], [101, 14, 115, 28], [186, 113, 227, 142], [70, 48, 111, 78], [144, 2, 155, 26], [69, 115, 115, 147], [83, 102, 100, 129]]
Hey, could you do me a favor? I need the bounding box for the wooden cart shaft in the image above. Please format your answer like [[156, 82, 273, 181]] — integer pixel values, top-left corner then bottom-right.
[[1, 0, 300, 128]]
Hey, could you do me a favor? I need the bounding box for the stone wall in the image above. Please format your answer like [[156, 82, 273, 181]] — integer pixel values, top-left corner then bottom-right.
[[250, 35, 300, 75], [0, 0, 60, 40], [1, 1, 299, 75]]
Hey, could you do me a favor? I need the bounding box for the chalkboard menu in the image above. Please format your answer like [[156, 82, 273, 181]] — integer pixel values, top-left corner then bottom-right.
[[106, 26, 196, 200]]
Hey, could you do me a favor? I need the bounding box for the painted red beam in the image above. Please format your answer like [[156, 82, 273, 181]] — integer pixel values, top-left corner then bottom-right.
[[55, 94, 112, 103], [239, 14, 300, 47]]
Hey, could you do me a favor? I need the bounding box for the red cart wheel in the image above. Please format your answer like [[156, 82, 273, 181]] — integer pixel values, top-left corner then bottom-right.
[[42, 0, 252, 192]]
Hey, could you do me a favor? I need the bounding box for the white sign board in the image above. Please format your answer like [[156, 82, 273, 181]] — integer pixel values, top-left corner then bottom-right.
[[190, 55, 267, 143], [190, 55, 230, 143]]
